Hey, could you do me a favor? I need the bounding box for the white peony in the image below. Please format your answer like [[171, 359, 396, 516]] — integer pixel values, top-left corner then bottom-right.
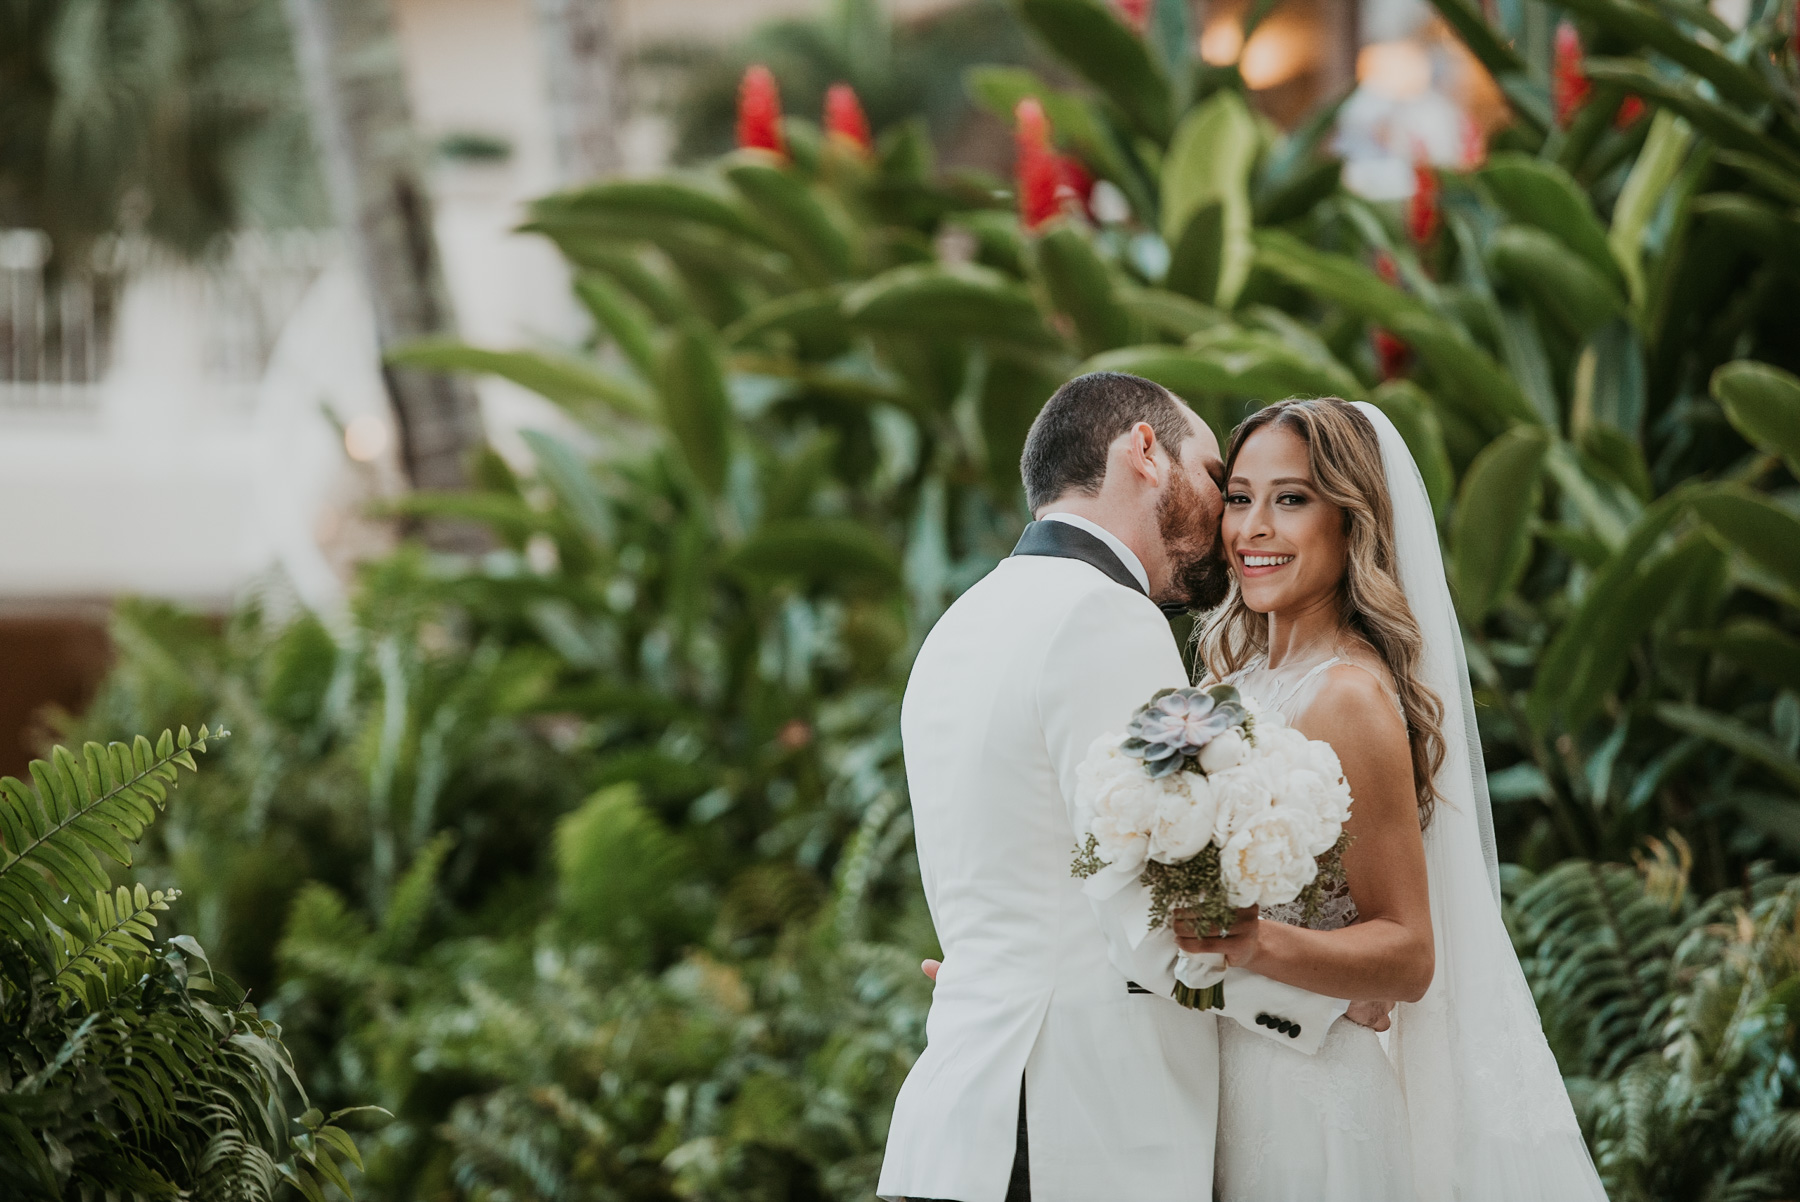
[[1208, 759, 1278, 845], [1148, 771, 1218, 864], [1196, 727, 1249, 774], [1220, 808, 1318, 908], [1089, 812, 1150, 877]]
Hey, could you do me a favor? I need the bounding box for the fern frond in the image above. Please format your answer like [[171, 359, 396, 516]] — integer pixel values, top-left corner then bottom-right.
[[0, 726, 222, 940], [44, 881, 179, 1012]]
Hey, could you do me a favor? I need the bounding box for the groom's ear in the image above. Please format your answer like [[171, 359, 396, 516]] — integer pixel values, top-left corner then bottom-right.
[[1117, 421, 1165, 487]]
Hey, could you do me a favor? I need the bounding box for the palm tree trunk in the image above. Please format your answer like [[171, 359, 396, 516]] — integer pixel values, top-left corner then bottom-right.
[[282, 0, 486, 511], [533, 0, 624, 184]]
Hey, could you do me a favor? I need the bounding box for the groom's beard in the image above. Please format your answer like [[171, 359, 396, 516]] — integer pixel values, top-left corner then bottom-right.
[[1157, 469, 1231, 611]]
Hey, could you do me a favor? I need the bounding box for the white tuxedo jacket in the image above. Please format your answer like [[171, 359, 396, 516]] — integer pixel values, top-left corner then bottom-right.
[[878, 545, 1347, 1202]]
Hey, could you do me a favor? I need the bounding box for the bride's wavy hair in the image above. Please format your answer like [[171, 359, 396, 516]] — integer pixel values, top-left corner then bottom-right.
[[1196, 398, 1445, 824]]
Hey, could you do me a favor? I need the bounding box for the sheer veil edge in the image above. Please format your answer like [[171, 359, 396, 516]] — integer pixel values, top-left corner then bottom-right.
[[1349, 401, 1608, 1202]]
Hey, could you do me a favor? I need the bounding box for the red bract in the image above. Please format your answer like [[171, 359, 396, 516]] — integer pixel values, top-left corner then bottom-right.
[[736, 65, 786, 157], [1374, 329, 1411, 380], [1015, 98, 1064, 231], [824, 83, 872, 153], [1113, 0, 1151, 33], [1374, 250, 1400, 286], [1408, 164, 1440, 246], [1553, 22, 1590, 128], [1615, 94, 1647, 128], [1060, 156, 1097, 218]]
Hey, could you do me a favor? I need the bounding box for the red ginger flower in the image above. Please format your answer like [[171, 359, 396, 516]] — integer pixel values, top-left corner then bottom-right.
[[1553, 22, 1590, 128], [1408, 163, 1439, 246], [1615, 94, 1647, 128], [1113, 0, 1151, 33], [824, 83, 872, 153], [1015, 98, 1064, 230], [737, 65, 786, 157], [1373, 329, 1411, 381]]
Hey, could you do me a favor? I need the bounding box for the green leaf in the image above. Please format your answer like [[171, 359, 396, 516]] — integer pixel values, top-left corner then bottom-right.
[[1691, 489, 1800, 595], [574, 273, 658, 379], [1609, 112, 1694, 311], [725, 159, 855, 283], [1013, 0, 1173, 143], [1161, 91, 1259, 308], [1083, 330, 1360, 407], [1480, 154, 1623, 289], [533, 179, 770, 247], [722, 288, 851, 348], [658, 322, 735, 497], [386, 340, 654, 420], [1584, 59, 1800, 179], [843, 263, 1058, 349], [1451, 425, 1550, 621], [1656, 704, 1800, 794], [1712, 360, 1800, 474], [1552, 0, 1774, 110], [1165, 201, 1225, 305], [1254, 230, 1538, 428], [1035, 226, 1132, 356], [729, 517, 903, 590], [1704, 619, 1800, 691], [1487, 226, 1627, 342], [1118, 286, 1228, 340], [1370, 380, 1455, 515]]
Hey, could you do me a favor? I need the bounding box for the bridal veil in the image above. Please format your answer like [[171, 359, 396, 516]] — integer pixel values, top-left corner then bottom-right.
[[1350, 402, 1608, 1201]]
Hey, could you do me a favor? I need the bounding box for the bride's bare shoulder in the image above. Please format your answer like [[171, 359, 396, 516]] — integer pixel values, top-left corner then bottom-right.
[[1295, 653, 1406, 750]]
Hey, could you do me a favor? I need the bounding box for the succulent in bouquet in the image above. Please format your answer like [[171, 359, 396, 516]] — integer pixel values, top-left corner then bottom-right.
[[1072, 685, 1354, 1008]]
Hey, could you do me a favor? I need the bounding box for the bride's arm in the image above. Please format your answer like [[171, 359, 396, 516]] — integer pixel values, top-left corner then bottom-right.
[[1181, 665, 1435, 1003]]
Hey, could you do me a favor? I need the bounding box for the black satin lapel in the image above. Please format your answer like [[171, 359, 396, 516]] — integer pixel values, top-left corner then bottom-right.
[[1010, 521, 1146, 597]]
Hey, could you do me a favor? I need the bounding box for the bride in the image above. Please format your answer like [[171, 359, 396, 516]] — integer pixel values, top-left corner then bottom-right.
[[1177, 398, 1608, 1202]]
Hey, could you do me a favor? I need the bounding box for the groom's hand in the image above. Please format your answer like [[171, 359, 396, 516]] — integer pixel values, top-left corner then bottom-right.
[[1172, 906, 1261, 967]]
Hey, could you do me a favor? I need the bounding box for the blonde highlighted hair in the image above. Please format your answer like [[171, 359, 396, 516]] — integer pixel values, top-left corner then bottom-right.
[[1196, 398, 1445, 823]]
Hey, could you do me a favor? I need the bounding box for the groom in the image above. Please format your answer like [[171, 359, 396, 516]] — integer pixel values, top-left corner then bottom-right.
[[877, 373, 1354, 1202]]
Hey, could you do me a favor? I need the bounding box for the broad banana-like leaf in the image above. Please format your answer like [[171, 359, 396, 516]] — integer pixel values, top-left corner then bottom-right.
[[575, 274, 658, 379], [387, 341, 654, 420], [1036, 226, 1132, 356], [721, 288, 850, 349], [1370, 380, 1454, 516], [729, 517, 902, 590], [1585, 59, 1800, 179], [1012, 0, 1173, 143], [1255, 231, 1538, 427], [1579, 424, 1653, 503], [1712, 360, 1800, 475], [1451, 425, 1550, 622], [1553, 0, 1774, 110], [1691, 489, 1800, 595], [1708, 619, 1800, 691], [1480, 154, 1622, 289], [1557, 535, 1722, 729], [658, 323, 735, 496], [1528, 489, 1692, 726], [520, 430, 614, 551], [1609, 112, 1693, 310], [1162, 93, 1259, 308], [533, 179, 770, 247], [843, 263, 1059, 348], [1166, 202, 1225, 304], [981, 355, 1063, 492], [965, 66, 1150, 219], [1692, 194, 1800, 277], [1655, 703, 1800, 793], [724, 160, 855, 283], [1118, 286, 1228, 340], [1488, 226, 1627, 341], [1084, 331, 1358, 407]]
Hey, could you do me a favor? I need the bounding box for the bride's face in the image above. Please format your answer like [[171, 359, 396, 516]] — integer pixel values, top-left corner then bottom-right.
[[1222, 425, 1349, 616]]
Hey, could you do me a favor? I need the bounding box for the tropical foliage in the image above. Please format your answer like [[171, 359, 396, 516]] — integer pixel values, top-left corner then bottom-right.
[[50, 0, 1800, 1197], [0, 726, 374, 1199]]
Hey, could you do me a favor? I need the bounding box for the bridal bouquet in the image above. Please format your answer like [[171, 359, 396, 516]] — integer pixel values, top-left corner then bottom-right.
[[1071, 685, 1353, 1008]]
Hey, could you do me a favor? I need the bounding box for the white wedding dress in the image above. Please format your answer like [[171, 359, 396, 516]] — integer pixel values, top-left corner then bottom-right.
[[1203, 403, 1609, 1202], [1213, 654, 1417, 1202]]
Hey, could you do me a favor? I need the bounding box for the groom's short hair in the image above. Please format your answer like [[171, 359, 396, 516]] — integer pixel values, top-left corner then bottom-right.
[[1021, 371, 1193, 512]]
